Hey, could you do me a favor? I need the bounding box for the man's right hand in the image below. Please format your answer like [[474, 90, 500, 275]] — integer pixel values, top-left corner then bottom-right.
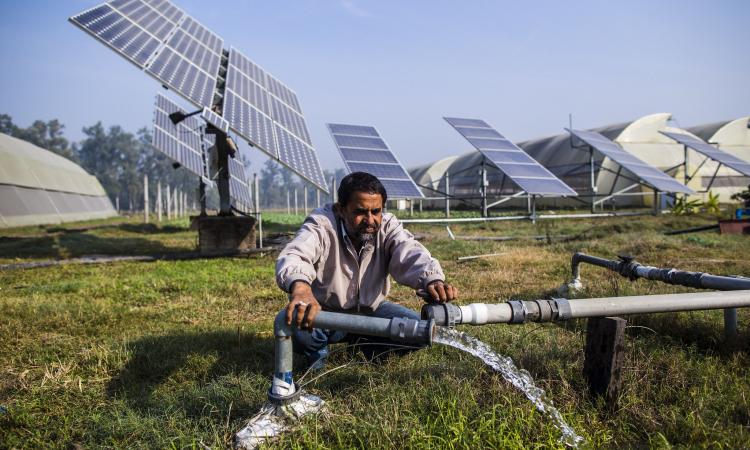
[[286, 281, 321, 330]]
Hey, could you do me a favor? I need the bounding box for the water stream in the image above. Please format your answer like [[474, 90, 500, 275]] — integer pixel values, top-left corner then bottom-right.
[[434, 326, 585, 448]]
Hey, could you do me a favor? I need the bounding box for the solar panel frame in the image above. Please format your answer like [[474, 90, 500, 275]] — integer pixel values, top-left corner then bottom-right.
[[328, 123, 424, 199], [151, 93, 208, 179], [660, 131, 750, 177], [445, 117, 578, 196], [568, 128, 694, 194], [223, 47, 328, 192]]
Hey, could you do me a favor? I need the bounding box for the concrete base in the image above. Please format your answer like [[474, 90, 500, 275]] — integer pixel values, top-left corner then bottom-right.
[[194, 215, 256, 255]]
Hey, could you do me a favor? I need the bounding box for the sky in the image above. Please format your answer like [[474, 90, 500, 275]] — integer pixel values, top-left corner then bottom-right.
[[1, 0, 748, 176]]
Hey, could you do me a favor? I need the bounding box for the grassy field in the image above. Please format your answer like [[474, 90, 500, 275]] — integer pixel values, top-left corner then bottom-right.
[[1, 211, 749, 448]]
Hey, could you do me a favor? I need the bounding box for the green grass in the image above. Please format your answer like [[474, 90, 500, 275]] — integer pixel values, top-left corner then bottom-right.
[[1, 211, 749, 448]]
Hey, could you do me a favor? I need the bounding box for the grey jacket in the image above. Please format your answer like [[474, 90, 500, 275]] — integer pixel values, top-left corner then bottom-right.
[[275, 204, 445, 312]]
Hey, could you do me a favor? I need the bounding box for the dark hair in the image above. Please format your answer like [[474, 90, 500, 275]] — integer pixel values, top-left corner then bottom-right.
[[337, 172, 387, 207]]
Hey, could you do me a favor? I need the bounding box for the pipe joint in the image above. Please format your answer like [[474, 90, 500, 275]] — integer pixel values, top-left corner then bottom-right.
[[507, 300, 528, 324], [389, 317, 435, 345], [421, 303, 462, 328]]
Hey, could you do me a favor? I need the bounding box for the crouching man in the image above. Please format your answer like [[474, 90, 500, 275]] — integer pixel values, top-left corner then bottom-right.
[[275, 172, 458, 370]]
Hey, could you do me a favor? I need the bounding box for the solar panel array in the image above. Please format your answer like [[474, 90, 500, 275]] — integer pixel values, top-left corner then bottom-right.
[[568, 129, 694, 194], [227, 157, 253, 209], [71, 0, 328, 194], [201, 107, 228, 133], [445, 118, 578, 196], [222, 48, 327, 191], [660, 131, 750, 177], [152, 93, 206, 178], [327, 123, 424, 199], [70, 0, 222, 109]]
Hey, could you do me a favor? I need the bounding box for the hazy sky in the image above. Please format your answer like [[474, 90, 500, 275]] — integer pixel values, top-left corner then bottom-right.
[[1, 0, 748, 174]]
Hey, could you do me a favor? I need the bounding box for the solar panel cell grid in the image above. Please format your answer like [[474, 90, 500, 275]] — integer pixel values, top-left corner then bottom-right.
[[223, 90, 277, 158], [147, 47, 215, 107], [569, 129, 693, 194], [445, 117, 577, 196], [333, 135, 388, 150], [168, 28, 220, 75], [328, 123, 424, 198], [660, 131, 750, 177], [339, 148, 398, 164]]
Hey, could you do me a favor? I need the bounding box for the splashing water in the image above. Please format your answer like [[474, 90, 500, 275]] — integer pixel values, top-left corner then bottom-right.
[[234, 393, 325, 450], [434, 327, 585, 448]]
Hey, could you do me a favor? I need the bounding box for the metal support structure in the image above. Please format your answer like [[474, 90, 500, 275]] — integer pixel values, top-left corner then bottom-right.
[[143, 175, 149, 223], [589, 146, 597, 213], [530, 195, 537, 223], [198, 178, 207, 216], [593, 183, 640, 206], [294, 189, 298, 215], [488, 191, 526, 209], [286, 190, 290, 215], [254, 173, 262, 248], [316, 188, 321, 208], [652, 190, 660, 216], [332, 176, 337, 203], [480, 161, 488, 217]]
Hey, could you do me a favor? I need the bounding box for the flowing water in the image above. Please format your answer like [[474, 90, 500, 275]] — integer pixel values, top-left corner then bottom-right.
[[434, 327, 585, 448]]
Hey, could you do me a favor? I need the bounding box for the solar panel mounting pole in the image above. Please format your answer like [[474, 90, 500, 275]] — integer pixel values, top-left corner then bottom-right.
[[199, 178, 207, 216], [530, 195, 537, 224], [590, 147, 597, 213], [480, 161, 488, 217]]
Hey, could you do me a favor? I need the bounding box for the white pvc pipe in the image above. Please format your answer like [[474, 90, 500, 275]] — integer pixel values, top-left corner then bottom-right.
[[568, 290, 750, 318]]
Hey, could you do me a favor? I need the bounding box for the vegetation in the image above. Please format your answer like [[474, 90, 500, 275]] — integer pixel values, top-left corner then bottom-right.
[[1, 212, 749, 448]]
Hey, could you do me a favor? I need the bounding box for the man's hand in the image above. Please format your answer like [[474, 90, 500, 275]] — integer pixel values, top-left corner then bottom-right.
[[426, 280, 458, 303], [286, 281, 321, 330]]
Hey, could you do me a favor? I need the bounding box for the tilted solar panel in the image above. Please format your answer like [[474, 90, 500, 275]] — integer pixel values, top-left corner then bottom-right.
[[328, 123, 424, 199], [223, 47, 327, 192], [660, 131, 750, 177], [201, 107, 229, 134], [568, 129, 694, 194], [152, 93, 206, 178], [227, 157, 253, 209], [70, 0, 220, 109], [445, 117, 577, 196]]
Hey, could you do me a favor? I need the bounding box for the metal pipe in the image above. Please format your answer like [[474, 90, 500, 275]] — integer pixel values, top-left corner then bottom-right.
[[422, 290, 750, 327], [270, 309, 434, 404], [570, 252, 750, 291]]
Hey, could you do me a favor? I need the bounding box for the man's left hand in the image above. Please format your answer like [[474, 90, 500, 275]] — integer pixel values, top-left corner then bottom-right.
[[426, 280, 458, 303]]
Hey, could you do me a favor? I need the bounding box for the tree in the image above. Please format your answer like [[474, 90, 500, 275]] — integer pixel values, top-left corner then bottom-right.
[[0, 114, 75, 160]]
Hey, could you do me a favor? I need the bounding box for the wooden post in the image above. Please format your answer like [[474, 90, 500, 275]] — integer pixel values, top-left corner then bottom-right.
[[294, 189, 298, 215], [143, 175, 149, 223], [157, 182, 162, 222], [115, 197, 119, 213], [286, 190, 290, 215], [583, 317, 627, 407]]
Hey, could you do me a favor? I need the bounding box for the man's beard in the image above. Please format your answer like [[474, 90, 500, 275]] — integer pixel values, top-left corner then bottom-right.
[[354, 223, 379, 245]]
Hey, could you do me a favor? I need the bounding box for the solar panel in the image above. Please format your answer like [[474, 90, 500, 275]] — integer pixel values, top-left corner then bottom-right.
[[445, 117, 577, 196], [223, 47, 328, 192], [227, 157, 253, 209], [660, 131, 750, 177], [70, 0, 220, 109], [152, 93, 207, 179], [71, 1, 328, 193], [328, 123, 424, 199], [568, 129, 694, 194], [201, 107, 229, 134]]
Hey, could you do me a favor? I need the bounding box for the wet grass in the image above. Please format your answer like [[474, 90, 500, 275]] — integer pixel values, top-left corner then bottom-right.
[[1, 211, 749, 448]]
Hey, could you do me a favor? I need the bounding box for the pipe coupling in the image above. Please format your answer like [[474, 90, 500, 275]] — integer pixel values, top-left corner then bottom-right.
[[389, 317, 435, 345], [421, 303, 462, 328], [507, 300, 528, 324]]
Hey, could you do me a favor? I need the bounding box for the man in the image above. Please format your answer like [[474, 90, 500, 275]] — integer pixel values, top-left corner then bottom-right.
[[276, 172, 458, 369]]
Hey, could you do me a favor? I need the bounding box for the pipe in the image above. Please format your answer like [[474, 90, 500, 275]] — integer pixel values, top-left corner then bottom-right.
[[570, 252, 750, 291], [270, 309, 434, 404], [422, 290, 750, 327]]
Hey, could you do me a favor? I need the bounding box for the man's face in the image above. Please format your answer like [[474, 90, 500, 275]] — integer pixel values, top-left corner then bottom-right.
[[338, 191, 383, 244]]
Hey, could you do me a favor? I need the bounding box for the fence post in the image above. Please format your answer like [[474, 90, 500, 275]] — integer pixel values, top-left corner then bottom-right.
[[143, 175, 149, 223]]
